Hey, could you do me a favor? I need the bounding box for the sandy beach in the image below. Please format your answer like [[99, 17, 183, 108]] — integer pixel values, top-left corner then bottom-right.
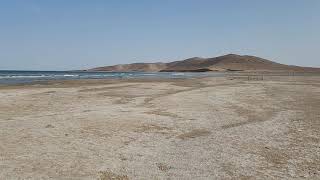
[[0, 75, 319, 179]]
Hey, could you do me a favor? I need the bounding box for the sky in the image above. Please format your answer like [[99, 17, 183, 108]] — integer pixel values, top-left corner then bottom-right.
[[0, 0, 319, 70]]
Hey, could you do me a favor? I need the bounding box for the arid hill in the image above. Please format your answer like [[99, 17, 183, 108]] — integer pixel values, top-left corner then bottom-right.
[[89, 54, 320, 72]]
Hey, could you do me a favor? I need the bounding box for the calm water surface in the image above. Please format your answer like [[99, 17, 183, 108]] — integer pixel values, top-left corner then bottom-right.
[[0, 70, 225, 85]]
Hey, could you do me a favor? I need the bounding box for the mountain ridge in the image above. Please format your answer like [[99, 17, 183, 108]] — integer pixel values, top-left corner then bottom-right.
[[88, 54, 320, 72]]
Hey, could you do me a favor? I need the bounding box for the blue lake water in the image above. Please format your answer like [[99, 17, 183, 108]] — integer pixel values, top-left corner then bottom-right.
[[0, 70, 225, 85]]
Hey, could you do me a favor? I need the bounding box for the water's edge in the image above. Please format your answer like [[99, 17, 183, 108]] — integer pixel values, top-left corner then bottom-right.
[[0, 70, 224, 85]]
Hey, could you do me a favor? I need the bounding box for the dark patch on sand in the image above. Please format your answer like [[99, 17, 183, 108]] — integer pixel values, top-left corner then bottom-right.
[[156, 163, 171, 172], [98, 171, 129, 180], [177, 129, 211, 140]]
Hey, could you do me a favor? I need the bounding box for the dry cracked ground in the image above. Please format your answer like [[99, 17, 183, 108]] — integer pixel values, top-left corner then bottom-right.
[[0, 76, 319, 179]]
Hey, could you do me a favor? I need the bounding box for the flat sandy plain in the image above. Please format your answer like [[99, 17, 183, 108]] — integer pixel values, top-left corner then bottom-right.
[[0, 74, 319, 179]]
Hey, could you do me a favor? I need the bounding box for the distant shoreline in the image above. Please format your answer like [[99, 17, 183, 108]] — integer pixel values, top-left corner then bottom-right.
[[1, 70, 320, 87], [0, 71, 225, 85]]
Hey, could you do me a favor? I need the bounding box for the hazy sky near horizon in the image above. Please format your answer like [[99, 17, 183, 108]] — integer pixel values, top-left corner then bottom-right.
[[0, 0, 319, 70]]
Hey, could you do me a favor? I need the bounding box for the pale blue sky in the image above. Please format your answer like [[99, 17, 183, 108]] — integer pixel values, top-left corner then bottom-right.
[[0, 0, 319, 70]]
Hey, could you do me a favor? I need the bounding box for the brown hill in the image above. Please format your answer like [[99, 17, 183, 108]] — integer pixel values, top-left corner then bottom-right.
[[89, 54, 320, 72]]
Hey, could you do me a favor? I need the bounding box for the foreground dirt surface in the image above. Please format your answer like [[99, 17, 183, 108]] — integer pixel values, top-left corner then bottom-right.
[[0, 75, 319, 179]]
